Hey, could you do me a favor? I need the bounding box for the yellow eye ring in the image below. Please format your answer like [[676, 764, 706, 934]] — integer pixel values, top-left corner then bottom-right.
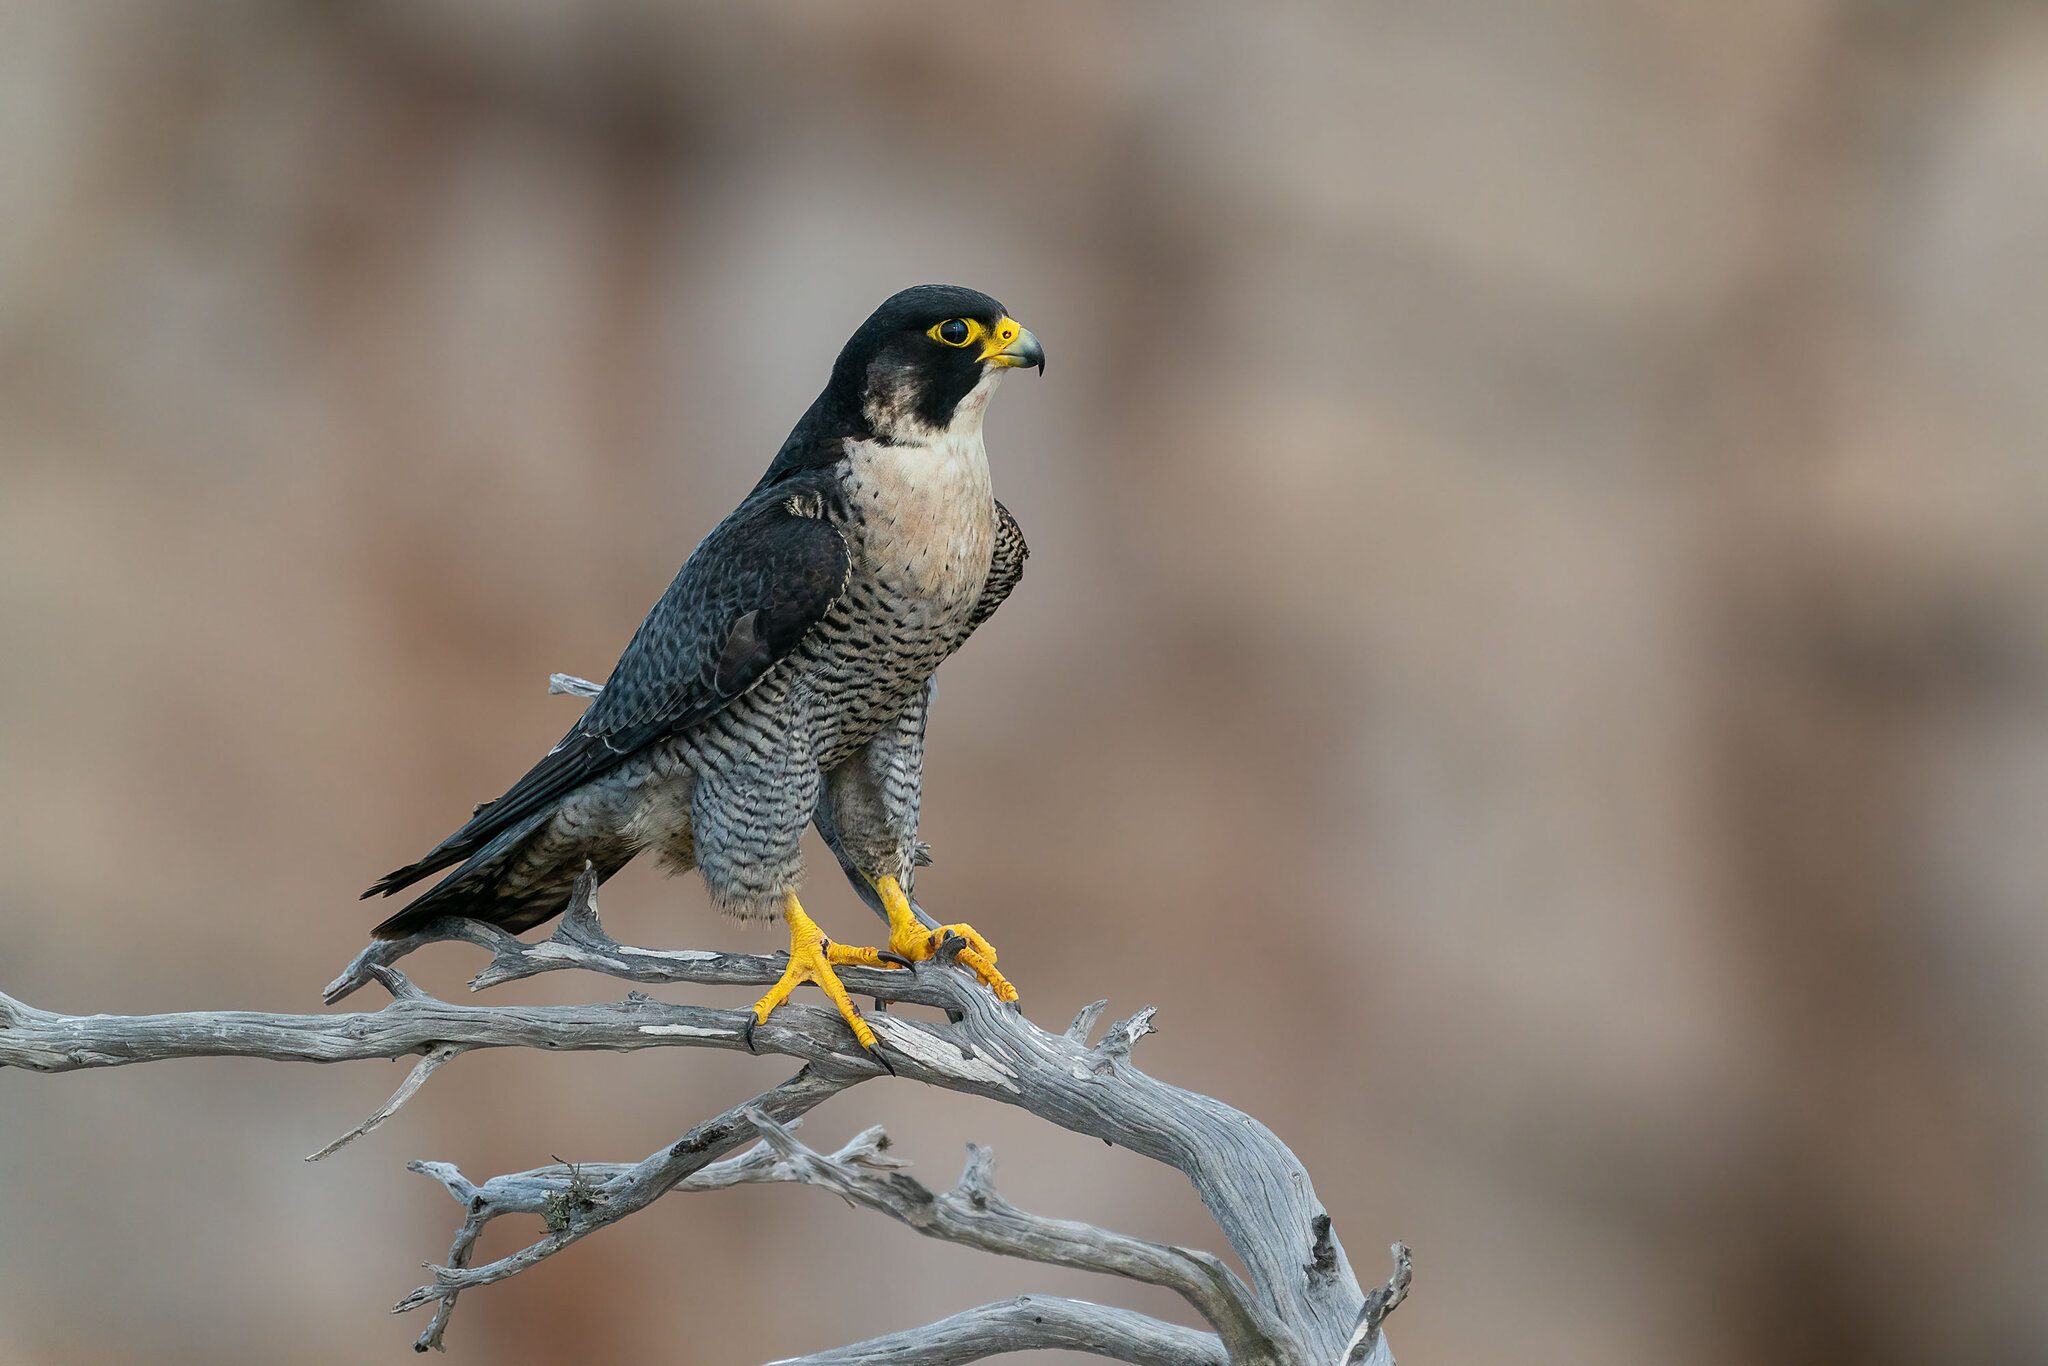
[[929, 318, 980, 347]]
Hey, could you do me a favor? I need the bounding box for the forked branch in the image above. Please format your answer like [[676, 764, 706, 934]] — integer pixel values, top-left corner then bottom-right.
[[3, 862, 1406, 1362]]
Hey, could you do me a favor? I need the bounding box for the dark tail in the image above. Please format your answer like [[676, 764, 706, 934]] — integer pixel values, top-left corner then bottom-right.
[[362, 826, 489, 903], [368, 813, 627, 939], [370, 866, 522, 939]]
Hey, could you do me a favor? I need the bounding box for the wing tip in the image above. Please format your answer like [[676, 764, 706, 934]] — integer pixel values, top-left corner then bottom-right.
[[362, 862, 430, 900]]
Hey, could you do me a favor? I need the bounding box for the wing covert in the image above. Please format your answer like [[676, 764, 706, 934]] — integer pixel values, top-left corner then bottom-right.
[[365, 485, 848, 898]]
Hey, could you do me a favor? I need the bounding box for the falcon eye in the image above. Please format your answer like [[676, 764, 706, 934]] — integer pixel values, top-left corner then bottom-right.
[[930, 318, 975, 347]]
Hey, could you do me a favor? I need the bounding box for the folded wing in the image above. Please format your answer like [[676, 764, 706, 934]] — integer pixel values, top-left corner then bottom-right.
[[364, 484, 850, 907]]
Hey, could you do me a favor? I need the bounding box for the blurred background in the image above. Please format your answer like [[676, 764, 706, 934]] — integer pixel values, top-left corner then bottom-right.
[[3, 2, 2046, 1363]]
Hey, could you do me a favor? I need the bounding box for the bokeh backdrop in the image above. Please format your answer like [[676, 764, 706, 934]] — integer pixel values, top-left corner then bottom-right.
[[5, 3, 2047, 1364]]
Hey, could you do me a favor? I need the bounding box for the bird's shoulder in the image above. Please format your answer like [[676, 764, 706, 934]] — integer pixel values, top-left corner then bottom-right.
[[417, 478, 852, 863], [588, 474, 851, 733]]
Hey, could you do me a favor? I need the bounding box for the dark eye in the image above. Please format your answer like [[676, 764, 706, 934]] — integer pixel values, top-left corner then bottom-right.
[[936, 318, 971, 345]]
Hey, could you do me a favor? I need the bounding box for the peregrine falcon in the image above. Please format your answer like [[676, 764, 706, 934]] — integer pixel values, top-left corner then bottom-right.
[[364, 284, 1040, 1059]]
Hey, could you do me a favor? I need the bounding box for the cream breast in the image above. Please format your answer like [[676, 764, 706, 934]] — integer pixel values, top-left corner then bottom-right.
[[842, 429, 996, 608]]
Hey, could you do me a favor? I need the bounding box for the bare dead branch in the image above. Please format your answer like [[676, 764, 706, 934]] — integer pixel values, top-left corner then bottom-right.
[[4, 867, 1401, 1363], [745, 1111, 1281, 1359], [324, 867, 962, 1008], [765, 1295, 1231, 1366], [394, 1067, 854, 1347], [0, 970, 902, 1078]]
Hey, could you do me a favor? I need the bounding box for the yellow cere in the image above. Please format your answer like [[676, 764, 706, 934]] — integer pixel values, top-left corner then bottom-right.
[[977, 316, 1023, 363]]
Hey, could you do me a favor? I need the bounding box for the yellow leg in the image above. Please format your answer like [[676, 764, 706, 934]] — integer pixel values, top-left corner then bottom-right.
[[875, 875, 1019, 1003], [749, 895, 894, 1053]]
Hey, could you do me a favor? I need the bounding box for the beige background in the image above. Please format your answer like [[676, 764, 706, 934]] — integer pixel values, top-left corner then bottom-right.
[[4, 3, 2047, 1364]]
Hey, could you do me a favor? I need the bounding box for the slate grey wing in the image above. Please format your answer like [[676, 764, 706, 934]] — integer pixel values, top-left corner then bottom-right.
[[967, 499, 1028, 634], [364, 484, 851, 937]]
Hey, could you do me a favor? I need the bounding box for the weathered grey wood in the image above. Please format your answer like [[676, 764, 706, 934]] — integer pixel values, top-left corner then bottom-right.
[[1, 866, 1406, 1363], [547, 671, 604, 699], [1339, 1244, 1411, 1366], [766, 1295, 1232, 1366], [306, 1039, 468, 1161], [0, 977, 890, 1075], [745, 1112, 1277, 1360], [397, 1067, 853, 1350]]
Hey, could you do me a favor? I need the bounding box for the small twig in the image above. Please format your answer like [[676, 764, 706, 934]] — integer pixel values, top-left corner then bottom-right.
[[1341, 1243, 1414, 1365], [547, 672, 604, 699], [1064, 998, 1109, 1044], [1071, 1006, 1157, 1079], [413, 1213, 480, 1353], [324, 917, 528, 1005], [366, 964, 430, 1003], [307, 1042, 469, 1161]]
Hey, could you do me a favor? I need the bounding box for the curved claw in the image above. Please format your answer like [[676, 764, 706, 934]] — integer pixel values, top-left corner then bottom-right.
[[871, 877, 1019, 1002], [951, 941, 1019, 1004], [877, 948, 917, 970], [747, 897, 907, 1055], [740, 1013, 759, 1054]]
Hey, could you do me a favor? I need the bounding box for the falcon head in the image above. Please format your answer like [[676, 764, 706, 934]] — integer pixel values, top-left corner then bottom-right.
[[832, 284, 1044, 443]]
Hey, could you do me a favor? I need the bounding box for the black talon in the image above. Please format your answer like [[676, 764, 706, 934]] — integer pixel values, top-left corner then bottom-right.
[[740, 1014, 760, 1053], [864, 1040, 897, 1077], [878, 949, 916, 970]]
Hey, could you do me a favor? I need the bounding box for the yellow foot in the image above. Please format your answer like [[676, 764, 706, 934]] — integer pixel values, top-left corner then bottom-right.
[[746, 896, 897, 1063], [875, 875, 1019, 1004]]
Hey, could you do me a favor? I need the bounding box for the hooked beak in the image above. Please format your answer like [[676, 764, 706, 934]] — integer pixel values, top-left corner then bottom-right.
[[980, 317, 1045, 374]]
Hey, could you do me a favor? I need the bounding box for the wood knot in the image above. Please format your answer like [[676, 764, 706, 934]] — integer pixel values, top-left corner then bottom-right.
[[1308, 1213, 1338, 1281]]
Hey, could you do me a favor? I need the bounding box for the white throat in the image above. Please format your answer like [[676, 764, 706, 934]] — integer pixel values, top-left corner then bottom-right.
[[843, 423, 992, 504], [941, 368, 1004, 439]]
